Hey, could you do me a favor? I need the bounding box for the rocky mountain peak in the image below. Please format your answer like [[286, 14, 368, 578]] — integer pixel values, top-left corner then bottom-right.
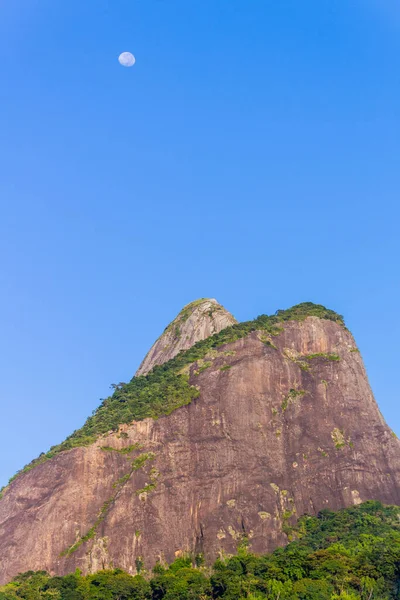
[[0, 301, 398, 583], [136, 298, 237, 376]]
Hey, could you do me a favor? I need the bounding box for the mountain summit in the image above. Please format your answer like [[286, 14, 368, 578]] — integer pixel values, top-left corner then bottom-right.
[[0, 301, 399, 583], [136, 298, 237, 376]]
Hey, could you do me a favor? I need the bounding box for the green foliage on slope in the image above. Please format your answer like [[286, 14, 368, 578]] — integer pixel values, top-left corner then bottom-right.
[[1, 501, 399, 600], [1, 303, 345, 491]]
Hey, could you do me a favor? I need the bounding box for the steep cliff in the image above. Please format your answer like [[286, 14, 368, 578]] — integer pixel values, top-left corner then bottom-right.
[[136, 298, 237, 376], [0, 301, 399, 584]]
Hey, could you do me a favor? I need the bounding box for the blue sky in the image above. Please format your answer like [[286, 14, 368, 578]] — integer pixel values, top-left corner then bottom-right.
[[0, 0, 399, 487]]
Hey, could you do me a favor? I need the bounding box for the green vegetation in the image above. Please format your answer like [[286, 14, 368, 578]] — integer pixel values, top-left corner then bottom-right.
[[136, 483, 157, 495], [331, 428, 352, 451], [304, 353, 341, 362], [2, 502, 399, 599], [131, 453, 155, 471], [284, 350, 341, 372], [112, 473, 132, 488], [298, 362, 311, 372], [137, 465, 160, 496], [281, 389, 306, 412], [220, 365, 232, 372], [258, 334, 278, 349], [101, 444, 143, 455], [194, 361, 212, 375], [1, 303, 345, 494]]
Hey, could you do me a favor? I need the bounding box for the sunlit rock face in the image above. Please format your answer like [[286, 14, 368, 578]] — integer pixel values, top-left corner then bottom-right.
[[0, 304, 399, 584], [136, 298, 237, 376]]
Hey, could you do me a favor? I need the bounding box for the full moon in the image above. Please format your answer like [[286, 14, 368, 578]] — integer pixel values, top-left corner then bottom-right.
[[118, 52, 136, 67]]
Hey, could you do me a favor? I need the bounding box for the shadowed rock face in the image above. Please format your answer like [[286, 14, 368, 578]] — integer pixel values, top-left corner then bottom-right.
[[0, 311, 399, 583], [136, 298, 237, 376]]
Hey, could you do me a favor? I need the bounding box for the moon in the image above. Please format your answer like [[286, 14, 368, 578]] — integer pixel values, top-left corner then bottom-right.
[[118, 52, 136, 67]]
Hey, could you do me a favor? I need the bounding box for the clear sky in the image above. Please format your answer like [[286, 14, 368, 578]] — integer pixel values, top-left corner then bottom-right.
[[0, 0, 399, 487]]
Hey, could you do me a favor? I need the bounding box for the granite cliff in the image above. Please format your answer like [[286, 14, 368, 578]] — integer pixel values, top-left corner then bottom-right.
[[136, 299, 237, 376], [0, 300, 399, 584]]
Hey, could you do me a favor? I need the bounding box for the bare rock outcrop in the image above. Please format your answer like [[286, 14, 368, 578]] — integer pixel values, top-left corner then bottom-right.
[[0, 306, 399, 584], [136, 299, 237, 376]]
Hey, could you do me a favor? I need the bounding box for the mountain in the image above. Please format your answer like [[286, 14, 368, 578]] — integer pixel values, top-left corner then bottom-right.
[[0, 300, 399, 584]]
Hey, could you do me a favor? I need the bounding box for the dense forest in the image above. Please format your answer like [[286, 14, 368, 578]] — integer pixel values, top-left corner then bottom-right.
[[1, 501, 399, 600]]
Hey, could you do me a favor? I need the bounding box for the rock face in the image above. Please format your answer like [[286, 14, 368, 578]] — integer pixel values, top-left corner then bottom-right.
[[0, 304, 399, 584], [136, 298, 237, 376]]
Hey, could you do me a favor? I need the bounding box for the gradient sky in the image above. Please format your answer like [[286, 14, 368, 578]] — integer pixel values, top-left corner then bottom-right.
[[0, 0, 399, 487]]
